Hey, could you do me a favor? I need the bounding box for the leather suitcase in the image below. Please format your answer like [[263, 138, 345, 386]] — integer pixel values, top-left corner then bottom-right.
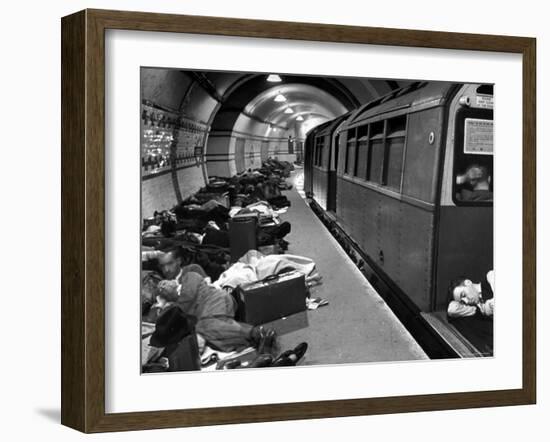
[[229, 212, 258, 262], [234, 271, 307, 325], [165, 334, 201, 372]]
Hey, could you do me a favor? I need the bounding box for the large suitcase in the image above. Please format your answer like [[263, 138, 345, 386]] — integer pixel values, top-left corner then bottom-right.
[[229, 212, 258, 262], [234, 271, 307, 325], [165, 334, 201, 372]]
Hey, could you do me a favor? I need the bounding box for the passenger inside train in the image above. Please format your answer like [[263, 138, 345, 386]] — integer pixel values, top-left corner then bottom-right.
[[455, 164, 493, 201]]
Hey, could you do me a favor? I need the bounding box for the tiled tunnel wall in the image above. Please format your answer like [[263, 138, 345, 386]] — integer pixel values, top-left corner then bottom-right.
[[141, 103, 208, 218], [140, 68, 300, 220]]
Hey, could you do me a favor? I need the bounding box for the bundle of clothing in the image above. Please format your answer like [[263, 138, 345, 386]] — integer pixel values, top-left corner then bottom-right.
[[213, 249, 316, 290]]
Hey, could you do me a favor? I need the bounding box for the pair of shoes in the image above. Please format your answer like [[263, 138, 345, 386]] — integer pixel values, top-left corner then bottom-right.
[[272, 342, 308, 367]]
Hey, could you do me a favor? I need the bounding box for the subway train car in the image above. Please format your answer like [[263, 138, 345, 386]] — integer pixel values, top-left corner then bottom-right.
[[304, 113, 351, 211], [305, 81, 494, 356]]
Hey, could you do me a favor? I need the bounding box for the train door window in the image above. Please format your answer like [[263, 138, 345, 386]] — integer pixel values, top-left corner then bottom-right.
[[355, 125, 369, 179], [345, 128, 357, 175], [314, 138, 318, 166], [313, 138, 319, 166], [318, 137, 325, 166], [452, 105, 493, 205], [314, 137, 323, 166], [384, 115, 407, 191], [343, 133, 350, 173], [333, 134, 340, 171], [321, 136, 328, 167], [367, 121, 385, 184]]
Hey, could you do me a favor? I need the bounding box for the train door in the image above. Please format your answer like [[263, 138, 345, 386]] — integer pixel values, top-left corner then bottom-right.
[[398, 109, 444, 311], [303, 129, 315, 196], [327, 131, 339, 212], [435, 84, 494, 312], [234, 137, 245, 173]]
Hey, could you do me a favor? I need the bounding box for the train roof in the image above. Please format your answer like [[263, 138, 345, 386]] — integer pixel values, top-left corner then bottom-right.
[[315, 112, 352, 137], [346, 81, 458, 127]]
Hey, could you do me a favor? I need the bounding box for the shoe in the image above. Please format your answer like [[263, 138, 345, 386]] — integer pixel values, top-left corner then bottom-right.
[[270, 355, 294, 367], [249, 354, 273, 368], [258, 329, 277, 355], [224, 359, 242, 370], [201, 353, 219, 368], [216, 358, 242, 370], [249, 325, 265, 346], [250, 326, 277, 355], [272, 342, 308, 367]]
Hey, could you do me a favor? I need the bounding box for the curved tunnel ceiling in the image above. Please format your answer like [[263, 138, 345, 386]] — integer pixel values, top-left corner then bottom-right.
[[209, 74, 370, 133], [142, 68, 410, 139], [244, 84, 348, 129]]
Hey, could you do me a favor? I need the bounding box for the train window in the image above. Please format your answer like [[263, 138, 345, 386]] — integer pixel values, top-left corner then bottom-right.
[[313, 139, 317, 166], [384, 116, 407, 190], [354, 125, 369, 178], [356, 136, 369, 179], [317, 139, 321, 166], [321, 136, 328, 167], [453, 107, 493, 205], [476, 84, 494, 95], [367, 121, 385, 183], [315, 137, 324, 167], [345, 128, 357, 175]]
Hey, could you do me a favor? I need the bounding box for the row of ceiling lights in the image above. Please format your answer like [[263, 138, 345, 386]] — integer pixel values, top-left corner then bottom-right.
[[267, 74, 305, 122]]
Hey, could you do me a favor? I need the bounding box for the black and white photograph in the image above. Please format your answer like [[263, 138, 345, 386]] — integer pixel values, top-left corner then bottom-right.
[[4, 0, 546, 438], [140, 68, 494, 373]]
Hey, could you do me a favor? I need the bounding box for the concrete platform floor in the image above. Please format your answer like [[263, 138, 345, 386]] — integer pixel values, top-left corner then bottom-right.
[[263, 169, 428, 365]]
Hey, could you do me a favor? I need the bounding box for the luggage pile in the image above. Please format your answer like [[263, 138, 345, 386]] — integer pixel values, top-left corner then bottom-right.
[[140, 159, 326, 373], [142, 159, 296, 282]]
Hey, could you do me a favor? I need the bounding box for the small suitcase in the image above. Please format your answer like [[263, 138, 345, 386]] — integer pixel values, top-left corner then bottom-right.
[[234, 271, 307, 325], [229, 212, 258, 262], [164, 334, 201, 372]]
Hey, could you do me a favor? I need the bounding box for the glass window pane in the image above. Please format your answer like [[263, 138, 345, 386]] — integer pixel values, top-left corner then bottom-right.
[[368, 139, 384, 184], [386, 137, 405, 190], [356, 141, 369, 179]]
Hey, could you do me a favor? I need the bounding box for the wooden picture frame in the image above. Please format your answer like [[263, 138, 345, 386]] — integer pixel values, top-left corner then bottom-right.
[[61, 8, 536, 433]]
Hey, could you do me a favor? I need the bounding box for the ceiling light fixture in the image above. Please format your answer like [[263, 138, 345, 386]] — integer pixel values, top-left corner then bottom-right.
[[267, 74, 282, 82], [274, 92, 286, 102], [296, 115, 304, 121], [284, 107, 294, 114]]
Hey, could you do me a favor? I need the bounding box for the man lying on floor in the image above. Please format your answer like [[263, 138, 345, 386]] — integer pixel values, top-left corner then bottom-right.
[[447, 269, 494, 318], [154, 270, 275, 354], [446, 269, 494, 356]]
